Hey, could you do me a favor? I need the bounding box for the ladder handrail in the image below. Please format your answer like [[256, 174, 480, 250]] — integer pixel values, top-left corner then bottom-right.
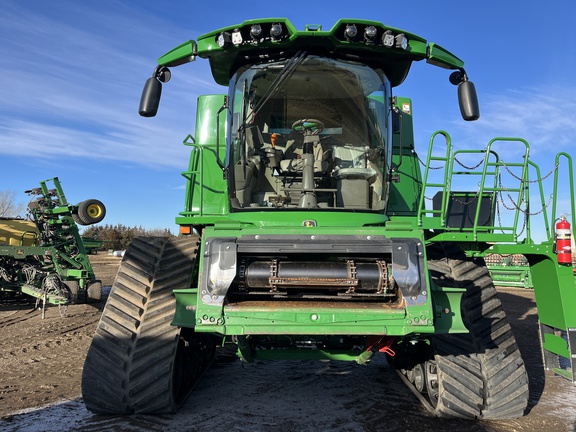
[[417, 130, 452, 226], [484, 138, 531, 240], [180, 135, 203, 216], [417, 133, 568, 242], [551, 152, 576, 239]]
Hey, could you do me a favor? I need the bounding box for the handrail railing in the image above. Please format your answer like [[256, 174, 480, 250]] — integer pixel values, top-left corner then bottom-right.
[[417, 130, 452, 226], [418, 132, 573, 244], [480, 138, 530, 240], [551, 152, 576, 240], [180, 135, 203, 216], [527, 159, 550, 241], [19, 230, 38, 246]]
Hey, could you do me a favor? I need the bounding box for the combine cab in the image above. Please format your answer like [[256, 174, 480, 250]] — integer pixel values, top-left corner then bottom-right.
[[0, 177, 106, 311], [82, 19, 575, 419]]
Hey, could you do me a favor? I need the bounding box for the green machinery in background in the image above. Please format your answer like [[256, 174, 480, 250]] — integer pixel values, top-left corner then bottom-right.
[[486, 254, 534, 289], [82, 19, 576, 420], [0, 177, 106, 310], [485, 255, 576, 289], [80, 237, 105, 255]]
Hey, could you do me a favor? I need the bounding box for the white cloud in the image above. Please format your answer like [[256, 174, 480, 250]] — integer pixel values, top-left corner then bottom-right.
[[458, 86, 576, 156], [411, 84, 576, 244], [0, 2, 224, 169]]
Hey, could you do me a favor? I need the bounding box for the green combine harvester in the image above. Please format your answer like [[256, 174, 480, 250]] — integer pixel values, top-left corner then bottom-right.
[[0, 177, 106, 310], [82, 19, 576, 419]]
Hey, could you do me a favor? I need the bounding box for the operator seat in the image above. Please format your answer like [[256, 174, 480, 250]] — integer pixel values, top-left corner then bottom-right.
[[332, 144, 377, 209], [332, 145, 377, 180]]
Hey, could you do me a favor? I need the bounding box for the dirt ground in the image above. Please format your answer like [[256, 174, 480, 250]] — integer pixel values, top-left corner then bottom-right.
[[0, 254, 575, 431], [0, 254, 119, 419]]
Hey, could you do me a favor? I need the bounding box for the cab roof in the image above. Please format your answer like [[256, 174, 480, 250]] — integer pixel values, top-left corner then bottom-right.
[[157, 18, 465, 87]]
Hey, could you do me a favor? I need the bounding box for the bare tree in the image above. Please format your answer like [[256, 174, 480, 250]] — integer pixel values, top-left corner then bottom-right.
[[0, 190, 26, 218]]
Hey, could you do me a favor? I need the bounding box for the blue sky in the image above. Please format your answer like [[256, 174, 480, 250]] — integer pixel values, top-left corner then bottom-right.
[[1, 1, 575, 237]]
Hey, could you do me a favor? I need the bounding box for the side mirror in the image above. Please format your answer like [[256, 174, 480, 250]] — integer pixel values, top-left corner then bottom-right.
[[138, 77, 162, 117], [458, 80, 480, 121], [450, 70, 480, 121], [139, 66, 171, 117]]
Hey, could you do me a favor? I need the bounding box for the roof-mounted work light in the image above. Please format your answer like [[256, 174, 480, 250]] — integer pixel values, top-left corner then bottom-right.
[[364, 25, 377, 42], [395, 33, 408, 50], [345, 24, 358, 40], [217, 32, 231, 48], [382, 30, 394, 47], [270, 23, 283, 39], [250, 24, 262, 39]]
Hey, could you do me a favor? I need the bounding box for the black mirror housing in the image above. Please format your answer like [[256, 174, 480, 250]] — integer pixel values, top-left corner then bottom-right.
[[139, 77, 162, 117], [458, 80, 480, 121]]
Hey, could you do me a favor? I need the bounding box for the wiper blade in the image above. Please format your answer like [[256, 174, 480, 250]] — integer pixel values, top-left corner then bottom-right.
[[237, 50, 308, 135], [251, 50, 308, 117]]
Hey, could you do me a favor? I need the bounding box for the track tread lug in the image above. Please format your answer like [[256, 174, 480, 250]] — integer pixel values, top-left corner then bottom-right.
[[403, 243, 530, 420], [82, 236, 208, 415]]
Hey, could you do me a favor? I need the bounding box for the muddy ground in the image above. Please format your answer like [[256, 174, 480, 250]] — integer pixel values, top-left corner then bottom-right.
[[0, 254, 575, 431], [0, 254, 120, 419]]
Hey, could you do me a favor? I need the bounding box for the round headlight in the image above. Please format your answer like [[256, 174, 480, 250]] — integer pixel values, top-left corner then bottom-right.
[[345, 24, 358, 39], [364, 26, 377, 40], [250, 24, 262, 39], [270, 23, 283, 38]]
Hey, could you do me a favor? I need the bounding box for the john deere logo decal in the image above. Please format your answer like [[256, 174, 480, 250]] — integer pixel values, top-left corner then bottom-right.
[[302, 220, 317, 227]]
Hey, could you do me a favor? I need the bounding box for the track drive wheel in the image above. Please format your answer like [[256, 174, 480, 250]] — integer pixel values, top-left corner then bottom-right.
[[393, 243, 529, 419], [82, 236, 213, 414]]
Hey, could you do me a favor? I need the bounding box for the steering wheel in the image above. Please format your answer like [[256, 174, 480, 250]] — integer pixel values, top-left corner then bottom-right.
[[291, 119, 325, 135]]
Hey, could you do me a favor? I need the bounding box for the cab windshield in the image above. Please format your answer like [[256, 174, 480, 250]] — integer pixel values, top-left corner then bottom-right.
[[228, 54, 391, 211]]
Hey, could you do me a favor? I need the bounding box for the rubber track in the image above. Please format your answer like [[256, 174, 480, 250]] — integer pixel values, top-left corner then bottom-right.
[[427, 243, 529, 419], [81, 236, 199, 414]]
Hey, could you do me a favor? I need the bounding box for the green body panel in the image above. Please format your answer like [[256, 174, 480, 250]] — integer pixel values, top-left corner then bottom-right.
[[177, 211, 389, 230], [180, 94, 228, 217], [530, 254, 576, 328], [487, 265, 533, 289], [430, 286, 467, 334], [172, 225, 469, 340], [427, 43, 464, 69], [388, 97, 422, 216], [174, 280, 467, 336]]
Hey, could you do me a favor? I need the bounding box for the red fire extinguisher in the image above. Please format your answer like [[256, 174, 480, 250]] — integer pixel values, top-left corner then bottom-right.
[[555, 215, 572, 265]]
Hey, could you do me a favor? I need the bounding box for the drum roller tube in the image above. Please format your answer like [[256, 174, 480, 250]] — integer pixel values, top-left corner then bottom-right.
[[245, 260, 385, 291]]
